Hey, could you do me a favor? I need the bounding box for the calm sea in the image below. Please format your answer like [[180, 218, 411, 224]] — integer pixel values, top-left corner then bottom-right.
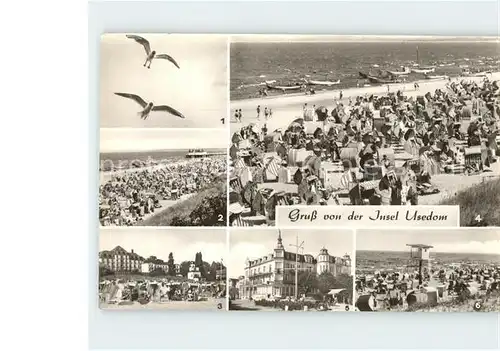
[[231, 41, 500, 100], [100, 148, 226, 165], [357, 250, 500, 268]]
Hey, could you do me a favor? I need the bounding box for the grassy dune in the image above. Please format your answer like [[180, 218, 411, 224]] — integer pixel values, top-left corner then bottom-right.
[[140, 180, 227, 227], [439, 178, 500, 226]]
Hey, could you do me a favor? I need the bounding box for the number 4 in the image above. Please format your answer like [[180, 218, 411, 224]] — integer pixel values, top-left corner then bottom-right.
[[475, 215, 482, 222]]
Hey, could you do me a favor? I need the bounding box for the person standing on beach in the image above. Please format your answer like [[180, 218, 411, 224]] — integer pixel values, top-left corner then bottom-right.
[[256, 105, 261, 120], [339, 90, 343, 100], [264, 107, 269, 120], [269, 108, 273, 120], [387, 85, 390, 94], [238, 109, 243, 123]]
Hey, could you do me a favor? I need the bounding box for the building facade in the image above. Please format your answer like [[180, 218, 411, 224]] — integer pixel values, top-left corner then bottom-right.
[[140, 256, 169, 274], [238, 233, 352, 299], [99, 246, 144, 272], [187, 263, 202, 281]]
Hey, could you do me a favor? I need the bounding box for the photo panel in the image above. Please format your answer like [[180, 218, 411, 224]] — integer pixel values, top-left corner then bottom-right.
[[228, 35, 500, 227], [100, 34, 228, 128], [228, 228, 355, 312], [99, 128, 227, 227], [99, 227, 227, 310], [355, 227, 500, 312]]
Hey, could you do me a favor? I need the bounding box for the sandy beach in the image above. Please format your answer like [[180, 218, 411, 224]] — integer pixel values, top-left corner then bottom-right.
[[230, 73, 500, 134], [100, 298, 226, 310], [230, 73, 500, 206]]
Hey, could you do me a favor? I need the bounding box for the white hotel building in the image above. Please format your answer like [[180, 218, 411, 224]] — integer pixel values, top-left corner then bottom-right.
[[238, 233, 351, 299], [99, 246, 169, 274]]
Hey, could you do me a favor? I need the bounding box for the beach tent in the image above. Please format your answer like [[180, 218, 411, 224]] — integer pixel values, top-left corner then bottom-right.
[[356, 294, 376, 311], [340, 146, 359, 168], [303, 155, 322, 178], [315, 106, 328, 121]]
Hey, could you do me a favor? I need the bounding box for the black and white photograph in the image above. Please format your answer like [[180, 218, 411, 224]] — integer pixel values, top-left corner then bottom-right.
[[100, 34, 228, 128], [228, 35, 500, 227], [355, 228, 500, 312], [99, 128, 227, 227], [99, 228, 227, 310], [228, 228, 354, 312]]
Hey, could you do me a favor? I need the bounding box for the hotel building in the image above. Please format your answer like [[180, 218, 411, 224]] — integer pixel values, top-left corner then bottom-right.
[[99, 246, 145, 272], [238, 233, 352, 299]]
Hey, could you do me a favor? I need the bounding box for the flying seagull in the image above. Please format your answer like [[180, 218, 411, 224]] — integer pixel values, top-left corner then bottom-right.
[[114, 93, 185, 120], [126, 34, 180, 69]]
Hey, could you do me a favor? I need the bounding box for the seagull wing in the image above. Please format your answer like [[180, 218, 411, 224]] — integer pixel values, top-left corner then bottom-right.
[[152, 105, 185, 118], [114, 93, 148, 108], [154, 54, 180, 69], [126, 35, 151, 56]]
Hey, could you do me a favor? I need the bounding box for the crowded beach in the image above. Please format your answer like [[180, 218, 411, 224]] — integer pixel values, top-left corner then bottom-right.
[[355, 255, 500, 312], [99, 157, 226, 226], [228, 74, 500, 226], [99, 278, 226, 309]]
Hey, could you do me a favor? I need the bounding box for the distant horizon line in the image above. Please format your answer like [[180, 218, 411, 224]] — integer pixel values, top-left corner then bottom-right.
[[357, 249, 499, 256], [100, 147, 226, 154]]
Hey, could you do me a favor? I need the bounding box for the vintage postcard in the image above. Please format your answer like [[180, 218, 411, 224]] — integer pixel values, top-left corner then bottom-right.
[[99, 227, 227, 310], [228, 228, 354, 312], [355, 228, 500, 312], [100, 34, 228, 128], [99, 128, 227, 227], [228, 35, 499, 227]]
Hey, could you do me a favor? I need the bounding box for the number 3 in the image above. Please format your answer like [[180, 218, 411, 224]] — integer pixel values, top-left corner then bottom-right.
[[218, 214, 224, 222]]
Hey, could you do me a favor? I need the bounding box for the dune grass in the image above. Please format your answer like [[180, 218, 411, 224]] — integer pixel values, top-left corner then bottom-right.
[[140, 180, 227, 227], [439, 178, 500, 226]]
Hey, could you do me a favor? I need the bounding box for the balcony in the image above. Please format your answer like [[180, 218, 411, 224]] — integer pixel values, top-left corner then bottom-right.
[[250, 271, 273, 278]]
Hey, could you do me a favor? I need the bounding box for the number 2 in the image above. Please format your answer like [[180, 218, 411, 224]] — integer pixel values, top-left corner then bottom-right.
[[218, 214, 224, 222]]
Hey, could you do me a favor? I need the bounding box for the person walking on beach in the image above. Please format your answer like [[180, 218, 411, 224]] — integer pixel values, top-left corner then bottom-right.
[[269, 108, 273, 120], [256, 105, 261, 120], [339, 90, 343, 100], [414, 82, 419, 91]]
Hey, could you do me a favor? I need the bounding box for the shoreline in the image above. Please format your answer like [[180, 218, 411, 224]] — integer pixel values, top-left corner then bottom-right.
[[230, 72, 500, 110]]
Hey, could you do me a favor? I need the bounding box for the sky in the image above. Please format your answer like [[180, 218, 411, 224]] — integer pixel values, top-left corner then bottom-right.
[[357, 229, 500, 255], [100, 34, 227, 128], [228, 229, 354, 278], [100, 228, 226, 263], [100, 128, 227, 152]]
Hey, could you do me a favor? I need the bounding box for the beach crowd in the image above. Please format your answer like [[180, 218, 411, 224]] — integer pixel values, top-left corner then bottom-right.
[[99, 158, 226, 226], [99, 278, 226, 305], [229, 77, 500, 224], [355, 262, 500, 311]]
